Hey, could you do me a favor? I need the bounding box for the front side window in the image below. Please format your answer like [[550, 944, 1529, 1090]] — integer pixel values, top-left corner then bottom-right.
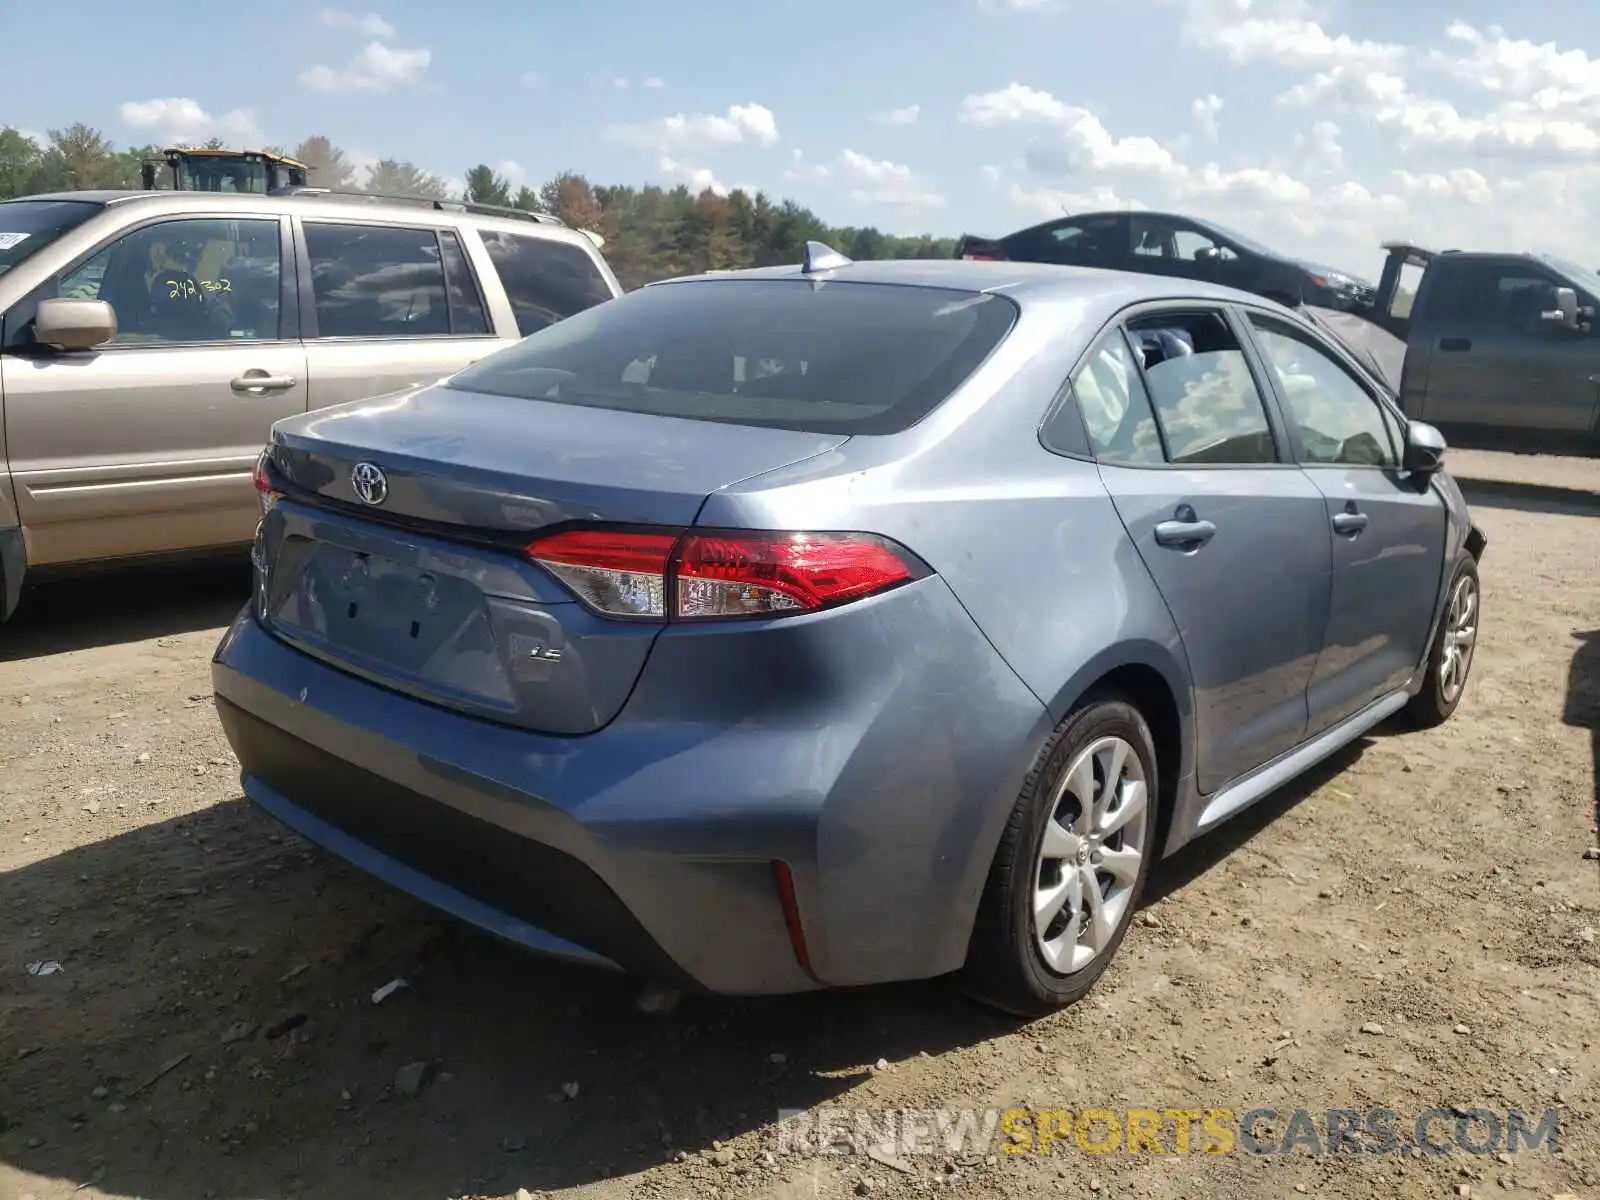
[[1249, 316, 1398, 467], [1126, 310, 1277, 464], [1129, 216, 1231, 263], [1450, 261, 1570, 334], [446, 279, 1017, 435], [479, 231, 614, 337], [57, 216, 281, 344], [303, 222, 490, 339]]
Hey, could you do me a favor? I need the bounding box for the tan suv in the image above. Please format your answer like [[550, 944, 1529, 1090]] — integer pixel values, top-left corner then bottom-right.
[[0, 188, 622, 620]]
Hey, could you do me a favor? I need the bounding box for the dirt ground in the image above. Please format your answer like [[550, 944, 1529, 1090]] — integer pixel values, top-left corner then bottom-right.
[[1, 448, 1596, 1200]]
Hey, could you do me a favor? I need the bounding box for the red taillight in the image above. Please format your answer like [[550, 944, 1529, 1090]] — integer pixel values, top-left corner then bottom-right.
[[525, 527, 926, 621], [252, 449, 280, 512]]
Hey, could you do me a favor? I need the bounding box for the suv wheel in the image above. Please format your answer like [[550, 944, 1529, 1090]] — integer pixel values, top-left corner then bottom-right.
[[1406, 553, 1480, 728], [962, 697, 1159, 1017]]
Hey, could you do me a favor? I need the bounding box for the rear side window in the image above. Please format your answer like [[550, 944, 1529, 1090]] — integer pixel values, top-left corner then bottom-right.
[[303, 222, 489, 339], [1071, 333, 1164, 465], [479, 231, 614, 337], [445, 279, 1017, 435], [1126, 310, 1277, 465], [0, 200, 102, 279]]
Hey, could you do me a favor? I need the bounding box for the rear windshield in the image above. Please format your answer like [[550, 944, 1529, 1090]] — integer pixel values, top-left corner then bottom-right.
[[444, 278, 1019, 434], [0, 200, 103, 279]]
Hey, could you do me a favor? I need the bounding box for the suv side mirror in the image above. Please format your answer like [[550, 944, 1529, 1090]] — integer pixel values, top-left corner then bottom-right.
[[1403, 420, 1447, 475], [1539, 285, 1592, 332], [34, 298, 117, 351]]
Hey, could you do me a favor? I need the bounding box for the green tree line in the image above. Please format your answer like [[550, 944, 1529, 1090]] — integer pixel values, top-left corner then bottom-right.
[[1, 125, 957, 290]]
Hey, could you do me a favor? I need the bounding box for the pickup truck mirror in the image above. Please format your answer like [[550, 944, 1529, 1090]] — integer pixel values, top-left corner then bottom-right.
[[34, 298, 117, 351], [1403, 420, 1447, 475], [1539, 286, 1589, 332]]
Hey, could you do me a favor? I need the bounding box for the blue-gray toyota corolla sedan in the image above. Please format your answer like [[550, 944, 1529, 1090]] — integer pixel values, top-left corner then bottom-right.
[[212, 247, 1486, 1015]]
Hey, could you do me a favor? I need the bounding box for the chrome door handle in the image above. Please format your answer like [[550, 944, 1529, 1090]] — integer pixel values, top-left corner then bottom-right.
[[1331, 511, 1369, 535], [1153, 519, 1217, 548], [231, 372, 297, 394]]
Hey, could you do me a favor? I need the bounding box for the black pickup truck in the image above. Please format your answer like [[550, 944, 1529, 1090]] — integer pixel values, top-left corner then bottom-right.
[[1357, 241, 1600, 454]]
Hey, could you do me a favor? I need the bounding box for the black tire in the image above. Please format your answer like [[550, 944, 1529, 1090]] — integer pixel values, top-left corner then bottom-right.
[[1405, 553, 1480, 729], [960, 696, 1160, 1017]]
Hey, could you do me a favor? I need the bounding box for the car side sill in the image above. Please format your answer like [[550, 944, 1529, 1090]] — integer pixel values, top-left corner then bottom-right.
[[1193, 689, 1410, 836], [244, 774, 624, 973]]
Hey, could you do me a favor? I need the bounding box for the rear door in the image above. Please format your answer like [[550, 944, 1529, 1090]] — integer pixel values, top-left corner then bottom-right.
[[1081, 305, 1333, 793], [1242, 309, 1447, 730], [294, 218, 510, 411], [1, 211, 305, 565]]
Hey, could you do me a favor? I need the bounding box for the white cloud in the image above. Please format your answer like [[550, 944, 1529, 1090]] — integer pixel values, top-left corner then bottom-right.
[[1277, 66, 1407, 111], [118, 98, 263, 146], [299, 41, 431, 92], [1294, 118, 1343, 167], [497, 160, 527, 186], [613, 77, 630, 90], [1170, 0, 1404, 72], [786, 149, 944, 208], [658, 155, 730, 196], [962, 85, 1178, 173], [980, 164, 1002, 187], [872, 104, 921, 127], [1192, 94, 1224, 141], [643, 76, 665, 89], [317, 9, 395, 38], [605, 103, 780, 153]]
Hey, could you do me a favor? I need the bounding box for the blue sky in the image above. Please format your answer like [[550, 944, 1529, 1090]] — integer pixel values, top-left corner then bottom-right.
[[6, 0, 1600, 278]]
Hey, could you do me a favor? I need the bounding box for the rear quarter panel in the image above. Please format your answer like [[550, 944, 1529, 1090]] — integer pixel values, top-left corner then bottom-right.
[[697, 293, 1195, 890]]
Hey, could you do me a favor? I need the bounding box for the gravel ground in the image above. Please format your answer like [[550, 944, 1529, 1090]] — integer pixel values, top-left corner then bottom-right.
[[0, 449, 1596, 1200]]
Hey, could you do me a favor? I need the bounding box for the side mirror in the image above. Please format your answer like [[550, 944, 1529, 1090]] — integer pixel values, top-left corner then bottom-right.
[[34, 298, 117, 351], [1539, 286, 1590, 332], [1195, 246, 1221, 265], [1403, 420, 1447, 475]]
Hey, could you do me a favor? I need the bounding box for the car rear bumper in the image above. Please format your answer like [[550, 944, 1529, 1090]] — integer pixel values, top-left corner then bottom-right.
[[210, 577, 1047, 995]]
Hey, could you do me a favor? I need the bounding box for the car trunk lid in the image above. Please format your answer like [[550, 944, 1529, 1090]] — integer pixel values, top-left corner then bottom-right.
[[256, 383, 847, 734]]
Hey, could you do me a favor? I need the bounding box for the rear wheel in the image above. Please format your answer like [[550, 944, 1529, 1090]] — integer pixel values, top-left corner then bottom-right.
[[961, 697, 1159, 1017], [1405, 554, 1480, 728]]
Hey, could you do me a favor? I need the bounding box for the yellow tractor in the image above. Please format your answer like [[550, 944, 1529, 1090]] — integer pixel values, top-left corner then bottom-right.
[[140, 147, 309, 194]]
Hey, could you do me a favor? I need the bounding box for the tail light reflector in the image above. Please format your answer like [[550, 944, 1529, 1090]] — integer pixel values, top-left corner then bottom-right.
[[526, 528, 928, 621]]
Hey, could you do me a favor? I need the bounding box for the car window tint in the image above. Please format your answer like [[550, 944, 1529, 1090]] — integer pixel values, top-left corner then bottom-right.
[[479, 231, 614, 337], [303, 223, 459, 339], [1073, 333, 1164, 465], [1127, 310, 1277, 464], [1450, 261, 1573, 333], [57, 216, 281, 345], [438, 229, 489, 335], [1249, 316, 1398, 467], [446, 279, 1018, 435]]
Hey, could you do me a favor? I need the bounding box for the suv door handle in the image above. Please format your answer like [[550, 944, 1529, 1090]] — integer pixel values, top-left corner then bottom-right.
[[1439, 337, 1472, 352], [1153, 518, 1217, 548], [231, 372, 297, 395], [1332, 510, 1369, 535]]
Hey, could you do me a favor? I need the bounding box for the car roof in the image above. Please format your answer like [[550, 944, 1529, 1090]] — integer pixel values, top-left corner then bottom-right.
[[648, 256, 1283, 310], [8, 189, 596, 247]]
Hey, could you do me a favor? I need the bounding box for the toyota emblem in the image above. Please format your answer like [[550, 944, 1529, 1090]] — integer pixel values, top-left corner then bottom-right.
[[350, 461, 388, 506]]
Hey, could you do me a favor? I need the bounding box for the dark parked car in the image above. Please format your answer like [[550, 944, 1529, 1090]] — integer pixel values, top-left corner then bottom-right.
[[957, 210, 1375, 311], [214, 245, 1484, 1016]]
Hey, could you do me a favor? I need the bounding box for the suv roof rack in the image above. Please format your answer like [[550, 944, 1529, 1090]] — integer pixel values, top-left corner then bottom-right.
[[267, 186, 568, 227]]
